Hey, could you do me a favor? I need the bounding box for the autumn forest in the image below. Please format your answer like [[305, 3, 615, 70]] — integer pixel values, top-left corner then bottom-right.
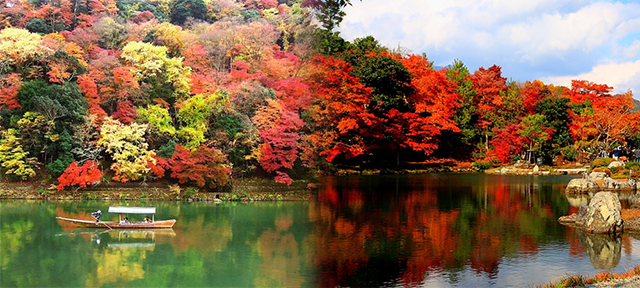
[[0, 0, 639, 190]]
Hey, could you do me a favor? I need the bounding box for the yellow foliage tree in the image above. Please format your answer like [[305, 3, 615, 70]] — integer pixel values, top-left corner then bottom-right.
[[120, 41, 192, 101], [97, 117, 155, 182], [0, 28, 52, 75]]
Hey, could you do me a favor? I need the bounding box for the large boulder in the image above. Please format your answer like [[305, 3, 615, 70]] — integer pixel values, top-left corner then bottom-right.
[[565, 178, 600, 193], [601, 178, 636, 191], [589, 172, 608, 181], [574, 192, 623, 234]]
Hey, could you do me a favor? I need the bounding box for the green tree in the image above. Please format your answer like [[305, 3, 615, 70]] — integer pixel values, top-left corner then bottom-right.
[[518, 114, 554, 151], [25, 18, 53, 34], [307, 0, 359, 31], [317, 30, 348, 56], [45, 130, 74, 176], [170, 0, 207, 25], [343, 37, 411, 113], [445, 59, 478, 147], [138, 2, 169, 22], [536, 97, 573, 162], [17, 81, 88, 128]]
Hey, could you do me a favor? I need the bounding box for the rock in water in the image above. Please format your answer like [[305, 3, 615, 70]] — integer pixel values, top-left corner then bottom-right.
[[601, 178, 637, 191], [575, 192, 623, 234], [565, 178, 600, 193]]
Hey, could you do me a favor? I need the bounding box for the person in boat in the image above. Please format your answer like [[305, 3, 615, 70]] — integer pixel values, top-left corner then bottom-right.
[[91, 210, 102, 222], [120, 217, 130, 224], [144, 216, 151, 223]]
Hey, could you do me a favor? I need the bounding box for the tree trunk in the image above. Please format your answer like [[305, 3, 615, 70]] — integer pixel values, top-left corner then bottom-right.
[[485, 134, 489, 151]]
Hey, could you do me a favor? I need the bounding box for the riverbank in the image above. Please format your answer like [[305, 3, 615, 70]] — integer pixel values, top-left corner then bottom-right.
[[537, 265, 640, 287], [485, 161, 589, 176], [0, 178, 315, 201]]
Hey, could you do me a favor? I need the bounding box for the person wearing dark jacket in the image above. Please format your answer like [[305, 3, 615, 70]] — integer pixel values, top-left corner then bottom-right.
[[91, 210, 102, 222]]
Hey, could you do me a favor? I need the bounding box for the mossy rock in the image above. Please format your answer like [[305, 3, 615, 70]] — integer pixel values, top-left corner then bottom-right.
[[626, 162, 640, 169], [592, 167, 612, 176], [591, 158, 614, 168], [610, 166, 626, 174]]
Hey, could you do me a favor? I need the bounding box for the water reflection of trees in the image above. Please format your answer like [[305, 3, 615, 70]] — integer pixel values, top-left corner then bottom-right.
[[313, 175, 572, 287], [3, 202, 317, 288]]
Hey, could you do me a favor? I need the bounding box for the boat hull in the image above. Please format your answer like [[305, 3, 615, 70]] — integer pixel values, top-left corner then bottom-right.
[[56, 217, 176, 229]]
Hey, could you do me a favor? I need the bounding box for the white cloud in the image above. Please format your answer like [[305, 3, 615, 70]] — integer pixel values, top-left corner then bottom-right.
[[544, 60, 640, 95], [614, 40, 640, 60]]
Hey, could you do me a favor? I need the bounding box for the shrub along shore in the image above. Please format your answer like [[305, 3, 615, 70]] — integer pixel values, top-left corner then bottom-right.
[[0, 178, 314, 201]]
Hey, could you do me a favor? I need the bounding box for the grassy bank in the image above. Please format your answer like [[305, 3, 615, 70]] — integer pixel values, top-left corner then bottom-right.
[[537, 265, 640, 287], [0, 178, 315, 201]]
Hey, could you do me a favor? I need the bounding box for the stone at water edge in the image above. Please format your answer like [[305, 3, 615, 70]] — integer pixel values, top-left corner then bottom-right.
[[601, 178, 637, 191], [533, 165, 539, 173], [589, 172, 608, 181], [565, 178, 600, 193], [575, 192, 623, 234], [630, 193, 640, 207]]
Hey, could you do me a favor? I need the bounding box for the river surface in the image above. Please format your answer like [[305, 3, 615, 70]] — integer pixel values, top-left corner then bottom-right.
[[2, 174, 640, 287]]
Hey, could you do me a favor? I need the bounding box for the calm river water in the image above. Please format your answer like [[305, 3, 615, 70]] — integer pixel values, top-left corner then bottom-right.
[[2, 174, 640, 287]]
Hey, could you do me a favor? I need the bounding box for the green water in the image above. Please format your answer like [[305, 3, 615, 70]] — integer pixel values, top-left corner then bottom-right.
[[2, 174, 640, 287], [1, 201, 316, 287]]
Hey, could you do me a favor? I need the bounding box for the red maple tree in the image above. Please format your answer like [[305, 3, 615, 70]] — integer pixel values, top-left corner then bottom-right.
[[169, 144, 231, 189], [0, 73, 22, 110], [56, 160, 103, 191]]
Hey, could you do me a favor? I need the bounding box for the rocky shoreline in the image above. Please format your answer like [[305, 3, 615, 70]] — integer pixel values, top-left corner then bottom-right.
[[557, 160, 640, 234], [485, 160, 589, 176], [566, 174, 640, 194]]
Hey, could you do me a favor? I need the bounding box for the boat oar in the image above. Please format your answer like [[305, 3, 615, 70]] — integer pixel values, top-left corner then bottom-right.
[[98, 220, 113, 230]]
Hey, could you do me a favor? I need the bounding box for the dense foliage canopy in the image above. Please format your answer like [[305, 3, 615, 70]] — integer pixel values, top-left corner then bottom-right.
[[0, 0, 638, 189]]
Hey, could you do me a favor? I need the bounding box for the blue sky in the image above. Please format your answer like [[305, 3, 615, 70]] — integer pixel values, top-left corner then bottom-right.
[[338, 0, 640, 99]]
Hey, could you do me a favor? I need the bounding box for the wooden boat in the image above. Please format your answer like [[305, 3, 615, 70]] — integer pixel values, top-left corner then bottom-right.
[[56, 206, 176, 229]]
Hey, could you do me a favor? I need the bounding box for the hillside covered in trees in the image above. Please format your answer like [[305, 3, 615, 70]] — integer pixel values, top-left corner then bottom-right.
[[0, 0, 639, 191]]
